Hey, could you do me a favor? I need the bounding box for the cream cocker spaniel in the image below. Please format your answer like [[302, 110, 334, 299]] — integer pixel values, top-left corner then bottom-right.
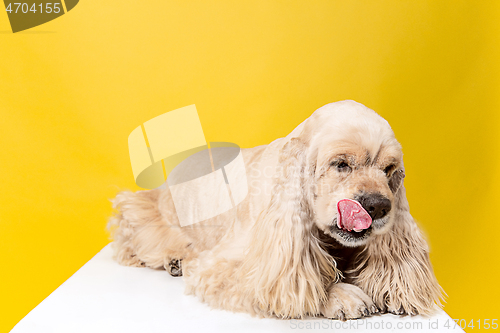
[[108, 100, 444, 320]]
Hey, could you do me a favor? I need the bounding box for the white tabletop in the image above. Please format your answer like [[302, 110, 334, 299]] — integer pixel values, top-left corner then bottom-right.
[[11, 244, 463, 333]]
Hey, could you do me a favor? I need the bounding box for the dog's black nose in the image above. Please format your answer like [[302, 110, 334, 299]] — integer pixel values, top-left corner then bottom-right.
[[358, 194, 391, 220]]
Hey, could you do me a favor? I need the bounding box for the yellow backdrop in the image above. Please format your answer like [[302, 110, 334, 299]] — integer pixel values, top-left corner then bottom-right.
[[1, 1, 499, 331]]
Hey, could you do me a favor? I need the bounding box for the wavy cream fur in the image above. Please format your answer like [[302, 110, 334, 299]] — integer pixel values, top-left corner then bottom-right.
[[347, 184, 445, 315], [108, 100, 444, 319]]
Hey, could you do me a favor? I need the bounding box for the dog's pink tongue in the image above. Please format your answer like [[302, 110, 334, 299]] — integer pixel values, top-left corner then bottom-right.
[[337, 199, 372, 231]]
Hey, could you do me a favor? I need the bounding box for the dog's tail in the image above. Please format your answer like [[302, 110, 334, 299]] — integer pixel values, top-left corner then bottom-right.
[[107, 189, 162, 267]]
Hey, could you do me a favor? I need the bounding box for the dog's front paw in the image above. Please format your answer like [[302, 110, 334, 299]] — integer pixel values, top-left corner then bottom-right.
[[379, 303, 419, 316], [320, 283, 378, 321]]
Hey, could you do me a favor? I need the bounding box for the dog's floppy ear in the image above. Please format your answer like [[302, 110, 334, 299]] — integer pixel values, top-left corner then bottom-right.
[[349, 164, 445, 315], [240, 136, 340, 318]]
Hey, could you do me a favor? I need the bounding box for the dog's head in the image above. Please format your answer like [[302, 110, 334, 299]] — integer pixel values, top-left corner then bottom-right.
[[247, 101, 442, 317], [282, 100, 405, 247]]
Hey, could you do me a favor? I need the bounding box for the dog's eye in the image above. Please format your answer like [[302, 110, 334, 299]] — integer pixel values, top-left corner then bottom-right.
[[335, 161, 351, 172], [384, 164, 396, 176]]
